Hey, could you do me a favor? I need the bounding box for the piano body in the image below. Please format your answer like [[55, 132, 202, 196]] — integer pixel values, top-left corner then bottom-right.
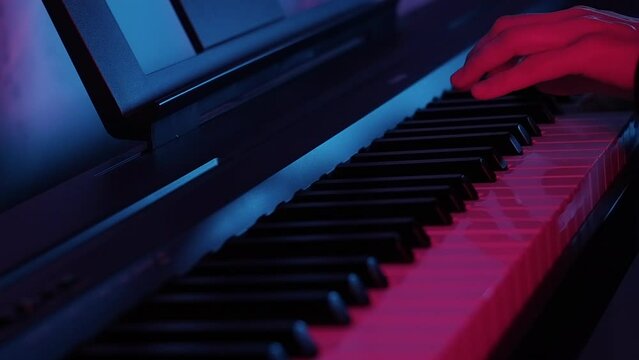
[[1, 0, 639, 359]]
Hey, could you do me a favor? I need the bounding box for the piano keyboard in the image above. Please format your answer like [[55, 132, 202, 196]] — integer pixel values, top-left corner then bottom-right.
[[67, 87, 637, 360]]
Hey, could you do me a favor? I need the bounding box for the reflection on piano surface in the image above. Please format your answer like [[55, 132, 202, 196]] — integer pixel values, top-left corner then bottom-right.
[[1, 1, 639, 360]]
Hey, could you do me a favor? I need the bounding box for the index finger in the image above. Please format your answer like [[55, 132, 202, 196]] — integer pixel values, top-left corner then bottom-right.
[[474, 6, 592, 50], [452, 16, 614, 90]]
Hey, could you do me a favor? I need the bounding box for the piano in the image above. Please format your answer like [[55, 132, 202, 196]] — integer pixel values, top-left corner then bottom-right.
[[1, 0, 639, 359]]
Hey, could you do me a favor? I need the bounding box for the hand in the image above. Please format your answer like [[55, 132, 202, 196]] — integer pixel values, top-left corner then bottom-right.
[[450, 6, 639, 100]]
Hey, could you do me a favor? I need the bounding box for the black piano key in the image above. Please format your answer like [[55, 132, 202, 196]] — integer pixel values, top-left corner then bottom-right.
[[399, 115, 540, 136], [330, 157, 495, 183], [508, 88, 565, 113], [99, 320, 317, 357], [398, 115, 540, 137], [163, 273, 370, 306], [427, 99, 557, 122], [385, 123, 532, 146], [311, 174, 478, 200], [413, 103, 554, 124], [429, 97, 537, 108], [131, 291, 350, 325], [441, 90, 503, 100], [74, 342, 287, 360], [269, 198, 451, 225], [439, 89, 562, 114], [219, 233, 414, 263], [368, 132, 523, 156], [247, 217, 430, 247], [520, 94, 563, 114], [353, 147, 507, 171], [441, 88, 557, 98], [436, 95, 526, 107], [291, 186, 464, 212], [442, 88, 555, 98], [191, 256, 388, 288]]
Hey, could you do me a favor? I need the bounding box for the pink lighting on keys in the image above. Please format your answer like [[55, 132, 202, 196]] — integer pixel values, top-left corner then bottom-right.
[[309, 113, 636, 360]]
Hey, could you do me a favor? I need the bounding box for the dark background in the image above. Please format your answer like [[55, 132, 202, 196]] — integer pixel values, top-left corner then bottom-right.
[[582, 0, 639, 15]]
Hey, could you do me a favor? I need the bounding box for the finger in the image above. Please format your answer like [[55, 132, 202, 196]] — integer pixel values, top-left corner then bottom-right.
[[469, 42, 582, 99], [466, 7, 595, 69], [472, 6, 638, 59], [474, 6, 593, 50], [452, 16, 606, 89], [485, 57, 520, 78]]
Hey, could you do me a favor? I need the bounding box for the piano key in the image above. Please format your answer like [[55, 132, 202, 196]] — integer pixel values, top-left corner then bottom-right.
[[130, 291, 350, 325], [292, 186, 463, 212], [428, 97, 554, 115], [66, 89, 628, 360], [352, 147, 507, 171], [308, 113, 633, 360], [413, 103, 554, 123], [368, 132, 523, 155], [74, 341, 287, 360], [439, 90, 511, 100], [45, 78, 630, 360], [247, 217, 430, 247], [431, 97, 527, 106], [190, 256, 388, 288], [269, 198, 451, 225], [441, 88, 557, 99], [98, 320, 317, 357], [385, 123, 532, 146], [163, 273, 370, 305], [510, 87, 569, 110], [312, 174, 478, 200], [218, 233, 414, 263], [330, 157, 496, 183], [439, 89, 563, 114], [398, 115, 540, 137]]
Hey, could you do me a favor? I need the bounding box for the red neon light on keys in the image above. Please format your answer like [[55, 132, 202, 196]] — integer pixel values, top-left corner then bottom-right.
[[309, 114, 635, 360]]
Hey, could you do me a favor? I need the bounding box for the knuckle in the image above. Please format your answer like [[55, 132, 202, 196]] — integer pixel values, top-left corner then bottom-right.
[[494, 30, 516, 50], [571, 5, 594, 14], [573, 16, 595, 25], [572, 16, 603, 32], [493, 28, 525, 54], [492, 15, 513, 32], [580, 33, 607, 48], [497, 29, 521, 48]]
